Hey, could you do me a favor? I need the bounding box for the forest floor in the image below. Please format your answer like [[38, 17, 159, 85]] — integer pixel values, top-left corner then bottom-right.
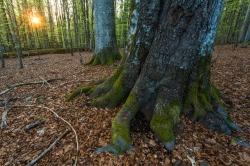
[[0, 45, 249, 166]]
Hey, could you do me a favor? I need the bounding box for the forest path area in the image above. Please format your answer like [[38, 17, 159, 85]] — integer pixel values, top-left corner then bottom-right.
[[0, 45, 249, 165]]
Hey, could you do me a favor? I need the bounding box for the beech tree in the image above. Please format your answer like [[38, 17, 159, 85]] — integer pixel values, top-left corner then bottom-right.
[[88, 0, 121, 65], [67, 0, 241, 154]]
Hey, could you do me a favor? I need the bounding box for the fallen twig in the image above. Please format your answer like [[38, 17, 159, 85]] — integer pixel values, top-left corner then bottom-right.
[[26, 130, 69, 166], [24, 119, 45, 132], [0, 99, 10, 129], [13, 104, 79, 166], [57, 78, 105, 88], [0, 78, 63, 96], [39, 76, 52, 87]]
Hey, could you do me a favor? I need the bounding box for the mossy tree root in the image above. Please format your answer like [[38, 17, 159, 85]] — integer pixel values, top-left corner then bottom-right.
[[89, 67, 123, 98], [150, 100, 181, 151], [65, 67, 122, 102], [184, 82, 240, 134], [65, 86, 93, 101], [184, 83, 215, 120], [96, 92, 139, 155], [91, 73, 129, 108], [87, 48, 121, 65]]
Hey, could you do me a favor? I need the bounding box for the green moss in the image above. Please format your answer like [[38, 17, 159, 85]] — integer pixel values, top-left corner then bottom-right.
[[184, 56, 221, 120], [210, 84, 224, 105], [90, 67, 123, 98], [91, 72, 127, 108], [109, 120, 132, 154], [88, 47, 121, 65], [150, 101, 181, 146], [65, 86, 92, 101], [96, 92, 139, 155]]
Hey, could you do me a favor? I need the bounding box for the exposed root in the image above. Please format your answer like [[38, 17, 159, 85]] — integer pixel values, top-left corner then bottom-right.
[[65, 86, 93, 101], [184, 82, 240, 134], [96, 92, 139, 155], [87, 48, 121, 65], [150, 100, 181, 151], [90, 67, 123, 98], [184, 83, 213, 120], [91, 73, 128, 108]]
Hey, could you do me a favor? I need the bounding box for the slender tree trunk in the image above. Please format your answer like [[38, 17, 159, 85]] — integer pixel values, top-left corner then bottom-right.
[[0, 45, 5, 68], [245, 24, 250, 43], [73, 0, 83, 64], [239, 4, 250, 43], [80, 0, 87, 49], [68, 0, 238, 155], [91, 0, 95, 50], [85, 0, 91, 50], [89, 0, 120, 65], [47, 0, 55, 48], [22, 0, 32, 50], [0, 0, 12, 50], [62, 0, 74, 56], [6, 0, 23, 69]]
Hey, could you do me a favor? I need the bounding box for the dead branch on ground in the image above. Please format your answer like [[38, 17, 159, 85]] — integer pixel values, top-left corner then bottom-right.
[[13, 104, 79, 166], [26, 130, 69, 166], [24, 119, 45, 132], [0, 78, 63, 96], [0, 99, 11, 129]]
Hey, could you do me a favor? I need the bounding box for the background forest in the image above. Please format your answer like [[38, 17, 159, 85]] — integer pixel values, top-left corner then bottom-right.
[[0, 0, 250, 165], [0, 0, 249, 58], [0, 0, 131, 56]]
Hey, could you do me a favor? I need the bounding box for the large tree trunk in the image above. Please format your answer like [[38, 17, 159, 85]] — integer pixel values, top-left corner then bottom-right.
[[68, 0, 238, 154], [89, 0, 121, 65]]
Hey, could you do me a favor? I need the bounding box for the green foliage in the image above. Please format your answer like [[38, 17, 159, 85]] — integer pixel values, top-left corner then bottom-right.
[[0, 0, 132, 53], [217, 0, 250, 44]]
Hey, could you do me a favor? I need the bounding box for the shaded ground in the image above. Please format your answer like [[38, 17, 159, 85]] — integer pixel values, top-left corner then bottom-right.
[[0, 45, 249, 165]]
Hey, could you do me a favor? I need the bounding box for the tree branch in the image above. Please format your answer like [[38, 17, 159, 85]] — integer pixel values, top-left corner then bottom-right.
[[0, 99, 10, 129], [0, 78, 63, 96], [13, 104, 79, 166], [26, 130, 69, 166]]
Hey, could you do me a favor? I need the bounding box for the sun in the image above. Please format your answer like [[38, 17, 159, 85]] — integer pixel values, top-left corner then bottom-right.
[[30, 15, 41, 25]]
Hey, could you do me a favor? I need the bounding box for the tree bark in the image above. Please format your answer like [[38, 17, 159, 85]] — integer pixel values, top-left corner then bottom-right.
[[89, 0, 120, 65], [69, 0, 238, 155]]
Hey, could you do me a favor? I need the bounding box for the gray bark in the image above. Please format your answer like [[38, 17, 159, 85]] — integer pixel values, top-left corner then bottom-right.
[[94, 0, 117, 53], [91, 0, 120, 64]]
